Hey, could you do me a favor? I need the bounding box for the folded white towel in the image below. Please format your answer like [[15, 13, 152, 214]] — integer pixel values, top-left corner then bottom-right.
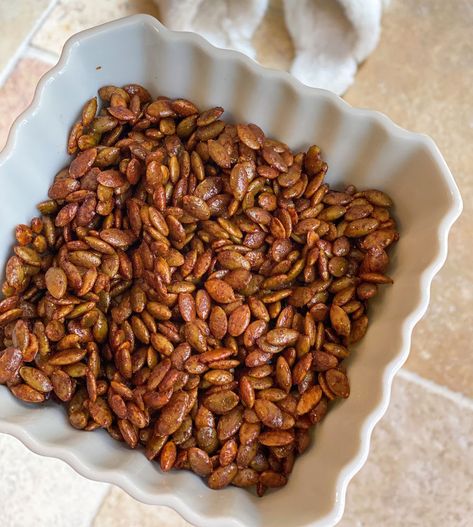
[[154, 0, 388, 95], [155, 0, 268, 60], [283, 0, 388, 94]]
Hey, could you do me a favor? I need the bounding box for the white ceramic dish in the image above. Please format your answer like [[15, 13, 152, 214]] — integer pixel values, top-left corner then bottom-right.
[[0, 14, 462, 527]]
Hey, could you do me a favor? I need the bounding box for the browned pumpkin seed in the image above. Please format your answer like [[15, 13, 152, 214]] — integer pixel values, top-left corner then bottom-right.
[[118, 418, 139, 448], [155, 391, 189, 436], [266, 328, 299, 347], [45, 267, 68, 299], [19, 366, 52, 393], [296, 385, 323, 415], [258, 430, 294, 447], [160, 440, 177, 472], [345, 218, 380, 237], [325, 369, 350, 398], [208, 140, 231, 168], [330, 304, 351, 337], [0, 347, 23, 384], [239, 376, 255, 409], [232, 468, 259, 487], [188, 447, 213, 477], [69, 148, 97, 178], [209, 306, 228, 339], [313, 351, 338, 371], [205, 279, 235, 304], [208, 463, 238, 489], [197, 107, 224, 126], [230, 162, 252, 200], [254, 399, 283, 428], [48, 348, 87, 366], [51, 370, 73, 401], [236, 124, 260, 150], [182, 195, 211, 220], [89, 397, 113, 427], [204, 390, 239, 415], [227, 305, 251, 337], [260, 470, 287, 488], [11, 383, 45, 403], [178, 293, 196, 322], [219, 438, 238, 466]]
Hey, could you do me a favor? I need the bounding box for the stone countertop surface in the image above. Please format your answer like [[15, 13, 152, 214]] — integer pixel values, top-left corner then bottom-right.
[[0, 1, 472, 526]]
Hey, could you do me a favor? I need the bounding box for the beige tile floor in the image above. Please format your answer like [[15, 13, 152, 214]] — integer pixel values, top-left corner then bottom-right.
[[0, 58, 51, 149], [0, 432, 108, 527], [0, 0, 472, 526], [0, 0, 53, 80], [32, 0, 161, 55]]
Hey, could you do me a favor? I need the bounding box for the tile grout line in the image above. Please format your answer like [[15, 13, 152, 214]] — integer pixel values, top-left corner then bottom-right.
[[0, 0, 59, 87], [25, 44, 60, 65], [86, 484, 112, 527], [89, 486, 115, 527], [399, 368, 473, 411]]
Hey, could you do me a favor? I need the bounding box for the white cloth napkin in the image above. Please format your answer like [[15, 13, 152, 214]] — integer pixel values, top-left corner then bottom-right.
[[154, 0, 388, 95]]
